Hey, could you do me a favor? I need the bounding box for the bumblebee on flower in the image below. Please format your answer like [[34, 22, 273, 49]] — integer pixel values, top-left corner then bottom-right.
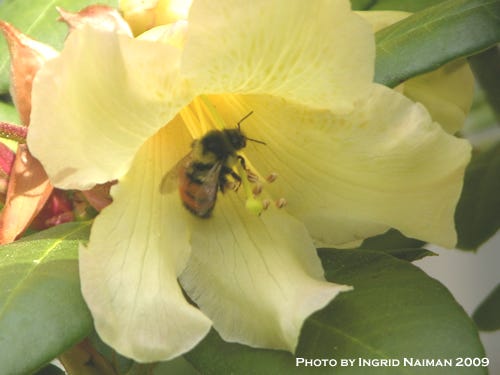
[[26, 0, 471, 363]]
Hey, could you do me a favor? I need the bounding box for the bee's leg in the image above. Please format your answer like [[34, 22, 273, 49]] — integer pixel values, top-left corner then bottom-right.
[[219, 166, 242, 192], [218, 173, 229, 193], [229, 170, 242, 191], [237, 155, 259, 183], [237, 155, 247, 170]]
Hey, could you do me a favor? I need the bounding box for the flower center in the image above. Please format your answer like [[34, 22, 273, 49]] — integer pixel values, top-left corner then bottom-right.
[[177, 94, 283, 217]]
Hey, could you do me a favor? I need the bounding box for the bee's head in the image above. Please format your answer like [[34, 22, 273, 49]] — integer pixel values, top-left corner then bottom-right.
[[225, 129, 247, 150]]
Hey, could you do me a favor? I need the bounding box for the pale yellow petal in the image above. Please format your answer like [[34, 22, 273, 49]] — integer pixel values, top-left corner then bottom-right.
[[80, 122, 211, 362], [179, 192, 350, 352], [355, 10, 410, 32], [182, 0, 374, 113], [210, 90, 471, 248], [120, 0, 192, 35], [28, 26, 193, 189], [403, 59, 474, 134]]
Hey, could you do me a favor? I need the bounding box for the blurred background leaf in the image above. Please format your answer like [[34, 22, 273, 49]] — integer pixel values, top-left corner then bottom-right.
[[455, 142, 500, 250], [34, 363, 65, 375], [358, 0, 449, 11], [468, 46, 500, 122]]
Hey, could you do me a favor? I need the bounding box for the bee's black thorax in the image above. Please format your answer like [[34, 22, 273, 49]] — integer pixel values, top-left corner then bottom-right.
[[199, 129, 247, 161]]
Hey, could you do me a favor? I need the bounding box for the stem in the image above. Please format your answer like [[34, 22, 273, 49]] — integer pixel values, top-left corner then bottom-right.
[[0, 121, 27, 143], [236, 160, 263, 216]]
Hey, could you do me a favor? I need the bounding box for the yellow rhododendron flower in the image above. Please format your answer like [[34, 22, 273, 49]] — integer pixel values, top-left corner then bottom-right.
[[120, 0, 192, 35], [27, 0, 471, 363]]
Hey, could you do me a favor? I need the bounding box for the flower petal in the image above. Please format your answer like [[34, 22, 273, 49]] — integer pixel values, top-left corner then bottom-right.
[[0, 144, 53, 244], [179, 193, 350, 352], [0, 21, 58, 125], [28, 26, 193, 189], [120, 0, 192, 35], [403, 59, 474, 134], [79, 122, 211, 362], [182, 0, 374, 113], [212, 90, 471, 248]]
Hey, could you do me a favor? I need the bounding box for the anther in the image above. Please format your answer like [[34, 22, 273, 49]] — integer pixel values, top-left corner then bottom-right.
[[225, 181, 238, 191], [246, 169, 260, 183], [275, 198, 287, 208], [252, 182, 263, 196], [262, 199, 271, 210], [266, 172, 278, 183]]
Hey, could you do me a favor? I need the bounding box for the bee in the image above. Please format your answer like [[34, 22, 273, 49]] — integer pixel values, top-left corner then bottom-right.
[[161, 111, 264, 218]]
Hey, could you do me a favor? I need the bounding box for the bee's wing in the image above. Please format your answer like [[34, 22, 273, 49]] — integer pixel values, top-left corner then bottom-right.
[[196, 162, 223, 196], [160, 152, 193, 194]]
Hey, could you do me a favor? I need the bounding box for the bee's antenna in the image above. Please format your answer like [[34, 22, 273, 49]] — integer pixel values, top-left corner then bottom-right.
[[237, 111, 254, 130], [247, 137, 266, 145], [237, 110, 266, 145]]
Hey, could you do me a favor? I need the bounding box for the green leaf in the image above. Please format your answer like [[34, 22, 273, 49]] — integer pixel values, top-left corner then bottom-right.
[[360, 229, 425, 250], [0, 100, 19, 123], [88, 329, 134, 375], [367, 0, 449, 12], [186, 249, 486, 374], [153, 357, 200, 375], [473, 283, 500, 331], [350, 0, 375, 10], [0, 0, 119, 94], [0, 221, 92, 374], [34, 363, 65, 375], [375, 0, 500, 87], [367, 247, 436, 262], [456, 142, 500, 250], [357, 230, 433, 261]]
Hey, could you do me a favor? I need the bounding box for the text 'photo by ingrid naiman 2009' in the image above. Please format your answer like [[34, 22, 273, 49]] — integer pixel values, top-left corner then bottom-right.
[[0, 0, 499, 374]]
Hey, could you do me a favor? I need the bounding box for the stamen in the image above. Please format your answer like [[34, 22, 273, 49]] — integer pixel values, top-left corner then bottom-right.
[[225, 181, 238, 191], [266, 172, 278, 183], [246, 169, 260, 183], [262, 199, 271, 210], [236, 158, 264, 216], [276, 198, 287, 208], [252, 182, 263, 196]]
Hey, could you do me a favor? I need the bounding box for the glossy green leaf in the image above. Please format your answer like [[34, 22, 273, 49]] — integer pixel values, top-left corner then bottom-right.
[[456, 142, 500, 250], [367, 247, 436, 262], [350, 0, 375, 10], [0, 221, 92, 374], [367, 0, 449, 12], [186, 249, 486, 374], [0, 0, 119, 93], [473, 284, 500, 331], [375, 0, 500, 87], [360, 228, 425, 250]]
